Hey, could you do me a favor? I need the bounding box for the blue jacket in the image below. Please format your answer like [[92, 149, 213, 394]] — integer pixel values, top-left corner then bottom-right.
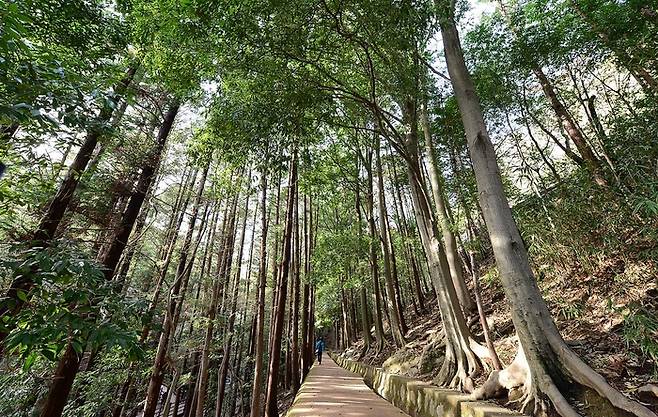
[[315, 339, 325, 352]]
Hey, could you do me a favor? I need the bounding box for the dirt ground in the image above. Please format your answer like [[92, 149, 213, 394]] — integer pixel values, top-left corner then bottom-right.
[[342, 253, 658, 414]]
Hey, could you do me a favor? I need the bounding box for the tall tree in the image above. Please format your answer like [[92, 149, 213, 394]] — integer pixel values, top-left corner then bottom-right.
[[264, 150, 297, 417], [0, 65, 138, 346], [38, 101, 180, 417], [374, 136, 406, 347], [249, 166, 270, 417], [142, 161, 210, 417], [420, 101, 475, 312], [438, 4, 654, 415]]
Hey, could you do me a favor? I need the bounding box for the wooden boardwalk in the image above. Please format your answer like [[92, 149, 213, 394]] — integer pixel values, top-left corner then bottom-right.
[[286, 353, 409, 417]]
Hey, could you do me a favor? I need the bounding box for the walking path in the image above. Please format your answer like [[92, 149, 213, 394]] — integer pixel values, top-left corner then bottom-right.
[[286, 353, 409, 417]]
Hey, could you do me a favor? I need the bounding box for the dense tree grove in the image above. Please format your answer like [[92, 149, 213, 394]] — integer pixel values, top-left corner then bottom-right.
[[1, 0, 657, 417]]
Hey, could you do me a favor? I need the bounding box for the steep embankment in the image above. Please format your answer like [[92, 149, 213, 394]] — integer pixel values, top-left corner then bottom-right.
[[341, 254, 658, 412]]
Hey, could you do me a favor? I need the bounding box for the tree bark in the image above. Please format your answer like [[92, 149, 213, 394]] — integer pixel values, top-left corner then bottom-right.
[[364, 146, 386, 352], [142, 162, 210, 417], [440, 14, 654, 417], [194, 200, 231, 417], [290, 186, 301, 393], [264, 152, 297, 417], [0, 65, 138, 346], [375, 136, 406, 347], [570, 0, 658, 94], [113, 167, 196, 417], [38, 102, 178, 417], [400, 97, 480, 390], [388, 156, 426, 313], [267, 169, 283, 354], [300, 195, 313, 377], [38, 344, 80, 417], [354, 174, 373, 350], [420, 102, 475, 312], [214, 187, 247, 417], [249, 168, 269, 417], [531, 67, 608, 186], [497, 0, 607, 186]]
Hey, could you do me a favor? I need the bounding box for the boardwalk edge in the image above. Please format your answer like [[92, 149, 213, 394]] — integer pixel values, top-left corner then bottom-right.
[[329, 352, 527, 417]]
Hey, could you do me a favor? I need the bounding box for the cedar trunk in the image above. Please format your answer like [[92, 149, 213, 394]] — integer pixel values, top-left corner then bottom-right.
[[0, 66, 138, 347], [249, 170, 269, 417], [374, 137, 406, 347], [38, 102, 178, 417], [440, 15, 654, 417], [142, 163, 210, 417], [264, 152, 297, 417], [420, 102, 475, 312]]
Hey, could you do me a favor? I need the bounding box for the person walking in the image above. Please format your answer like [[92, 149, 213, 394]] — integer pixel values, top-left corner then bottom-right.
[[315, 337, 325, 365]]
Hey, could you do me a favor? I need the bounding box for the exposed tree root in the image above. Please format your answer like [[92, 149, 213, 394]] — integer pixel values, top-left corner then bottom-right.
[[469, 337, 494, 372], [546, 332, 657, 417], [471, 345, 529, 400], [419, 331, 446, 374], [433, 339, 480, 393], [358, 345, 368, 361], [471, 341, 657, 417]]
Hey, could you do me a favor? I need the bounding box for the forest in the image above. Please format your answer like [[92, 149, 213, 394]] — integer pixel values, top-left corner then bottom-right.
[[0, 0, 657, 417]]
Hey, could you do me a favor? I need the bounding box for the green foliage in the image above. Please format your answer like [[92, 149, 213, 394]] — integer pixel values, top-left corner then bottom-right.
[[554, 297, 585, 320], [0, 360, 49, 417], [0, 241, 145, 369], [1, 0, 658, 413], [608, 301, 658, 373], [1, 0, 129, 130]]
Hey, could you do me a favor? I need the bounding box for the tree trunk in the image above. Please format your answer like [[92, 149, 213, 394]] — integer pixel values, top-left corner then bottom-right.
[[142, 161, 210, 417], [265, 150, 297, 417], [440, 14, 654, 417], [375, 137, 406, 347], [231, 190, 260, 417], [34, 64, 137, 243], [420, 102, 475, 312], [388, 230, 408, 333], [349, 288, 359, 340], [264, 152, 297, 417], [38, 344, 80, 417], [214, 187, 247, 417], [194, 200, 231, 417], [354, 176, 373, 350], [38, 102, 178, 417], [496, 0, 607, 186], [290, 186, 301, 393], [140, 167, 199, 341], [249, 169, 269, 417], [161, 366, 180, 417], [304, 198, 316, 368], [465, 222, 502, 371], [300, 195, 313, 378], [364, 147, 386, 352], [388, 156, 426, 313], [307, 288, 315, 365], [531, 67, 608, 186], [400, 97, 481, 391], [570, 0, 658, 94], [267, 170, 283, 354], [113, 168, 196, 417], [99, 103, 179, 279], [0, 66, 138, 345]]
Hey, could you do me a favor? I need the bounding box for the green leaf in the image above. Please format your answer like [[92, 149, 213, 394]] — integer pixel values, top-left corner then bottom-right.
[[23, 351, 37, 371], [71, 340, 84, 354]]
